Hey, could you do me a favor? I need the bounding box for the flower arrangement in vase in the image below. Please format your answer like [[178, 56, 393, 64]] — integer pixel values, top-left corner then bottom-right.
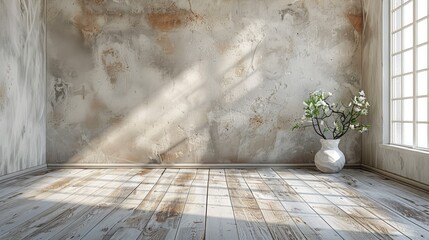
[[293, 90, 370, 173]]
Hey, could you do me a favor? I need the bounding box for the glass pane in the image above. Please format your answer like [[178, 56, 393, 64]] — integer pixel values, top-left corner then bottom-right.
[[393, 77, 402, 98], [417, 124, 428, 148], [393, 54, 402, 76], [403, 98, 413, 121], [418, 71, 428, 96], [403, 123, 413, 145], [392, 0, 402, 10], [417, 19, 427, 44], [403, 50, 413, 73], [392, 122, 402, 144], [393, 100, 402, 121], [393, 8, 402, 31], [403, 74, 413, 97], [418, 97, 428, 121], [403, 2, 413, 26], [418, 45, 427, 70], [393, 31, 402, 53], [417, 0, 428, 19], [403, 25, 413, 49]]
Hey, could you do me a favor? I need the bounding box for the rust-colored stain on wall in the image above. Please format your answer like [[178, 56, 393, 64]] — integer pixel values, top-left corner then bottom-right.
[[156, 34, 175, 54], [73, 13, 103, 44], [101, 48, 125, 84], [347, 13, 363, 33], [146, 3, 202, 31], [249, 115, 263, 127], [0, 83, 6, 110]]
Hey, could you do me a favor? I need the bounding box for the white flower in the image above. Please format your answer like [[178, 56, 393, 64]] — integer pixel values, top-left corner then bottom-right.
[[365, 102, 370, 107], [358, 96, 366, 101], [354, 107, 361, 112], [361, 109, 368, 115], [359, 90, 365, 96], [350, 124, 355, 129]]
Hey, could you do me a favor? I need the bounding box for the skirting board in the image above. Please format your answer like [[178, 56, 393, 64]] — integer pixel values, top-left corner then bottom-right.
[[361, 164, 429, 193], [0, 164, 48, 183], [47, 163, 362, 169]]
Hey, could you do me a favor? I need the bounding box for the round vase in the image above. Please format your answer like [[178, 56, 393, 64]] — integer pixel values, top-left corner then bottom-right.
[[315, 139, 345, 173]]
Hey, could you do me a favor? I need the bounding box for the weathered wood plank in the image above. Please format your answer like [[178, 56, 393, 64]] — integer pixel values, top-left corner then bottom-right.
[[94, 169, 179, 239], [352, 169, 429, 201], [205, 169, 239, 240], [0, 169, 102, 235], [175, 169, 208, 240], [241, 169, 305, 240], [0, 169, 85, 206], [307, 169, 429, 240], [7, 169, 137, 240], [51, 169, 164, 240], [258, 168, 342, 240], [139, 169, 197, 240], [344, 169, 429, 214], [81, 169, 165, 240], [0, 169, 123, 239], [334, 171, 429, 231], [291, 169, 413, 240], [225, 169, 273, 240]]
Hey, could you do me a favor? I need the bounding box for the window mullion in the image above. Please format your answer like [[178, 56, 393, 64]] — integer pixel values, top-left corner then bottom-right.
[[413, 0, 417, 148]]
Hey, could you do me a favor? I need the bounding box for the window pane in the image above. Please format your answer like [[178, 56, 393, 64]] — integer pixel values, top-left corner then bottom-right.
[[403, 74, 413, 97], [418, 71, 428, 96], [393, 54, 402, 75], [403, 50, 413, 73], [393, 100, 402, 121], [403, 98, 413, 121], [393, 8, 402, 31], [403, 25, 413, 49], [418, 124, 428, 148], [403, 123, 413, 145], [418, 45, 427, 70], [393, 31, 402, 53], [393, 77, 402, 98], [417, 19, 427, 44], [392, 54, 402, 75], [418, 97, 428, 121], [392, 0, 402, 10], [417, 0, 428, 19], [392, 122, 402, 144], [403, 2, 413, 26]]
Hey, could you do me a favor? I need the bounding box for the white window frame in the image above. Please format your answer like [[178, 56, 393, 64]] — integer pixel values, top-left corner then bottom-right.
[[389, 0, 429, 151]]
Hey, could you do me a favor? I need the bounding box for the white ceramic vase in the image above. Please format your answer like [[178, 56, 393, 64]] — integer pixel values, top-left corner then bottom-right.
[[315, 139, 345, 173]]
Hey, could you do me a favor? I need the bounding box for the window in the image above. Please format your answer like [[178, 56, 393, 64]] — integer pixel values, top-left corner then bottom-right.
[[390, 0, 429, 149]]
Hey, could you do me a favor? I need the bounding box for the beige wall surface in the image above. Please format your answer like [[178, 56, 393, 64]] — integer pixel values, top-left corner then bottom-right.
[[362, 0, 429, 185], [47, 0, 363, 165], [0, 0, 46, 175]]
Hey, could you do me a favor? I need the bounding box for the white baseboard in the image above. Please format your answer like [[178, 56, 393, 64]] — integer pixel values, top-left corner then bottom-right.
[[0, 164, 48, 183], [361, 164, 429, 193], [47, 163, 362, 169]]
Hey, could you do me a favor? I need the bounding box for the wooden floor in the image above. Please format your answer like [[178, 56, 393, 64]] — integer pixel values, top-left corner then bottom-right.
[[0, 168, 428, 240]]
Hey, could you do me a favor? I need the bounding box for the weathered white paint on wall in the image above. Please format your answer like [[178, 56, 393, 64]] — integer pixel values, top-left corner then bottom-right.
[[47, 0, 363, 165], [0, 0, 46, 175], [362, 0, 429, 185]]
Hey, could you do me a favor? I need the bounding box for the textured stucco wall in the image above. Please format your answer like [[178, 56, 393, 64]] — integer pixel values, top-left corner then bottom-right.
[[47, 0, 363, 165], [0, 0, 46, 175], [362, 0, 429, 185]]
